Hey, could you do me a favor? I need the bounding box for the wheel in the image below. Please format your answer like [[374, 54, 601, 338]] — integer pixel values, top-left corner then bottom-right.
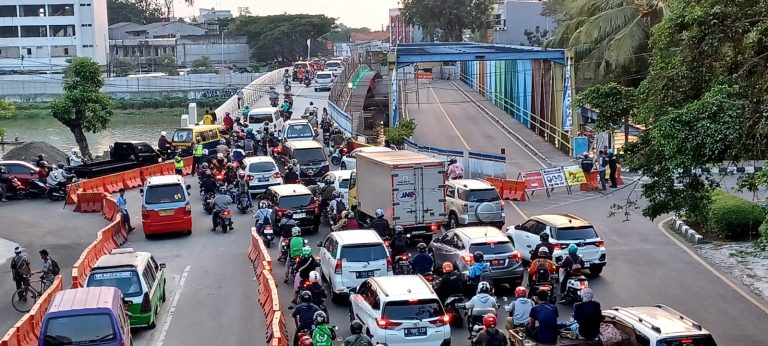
[[11, 287, 38, 313], [161, 282, 166, 302], [144, 233, 152, 240], [340, 162, 347, 170], [14, 189, 27, 199], [314, 88, 318, 92], [451, 313, 463, 328], [147, 314, 157, 329], [331, 156, 341, 166], [448, 213, 459, 230], [590, 265, 604, 276], [185, 230, 192, 236], [265, 239, 272, 248]]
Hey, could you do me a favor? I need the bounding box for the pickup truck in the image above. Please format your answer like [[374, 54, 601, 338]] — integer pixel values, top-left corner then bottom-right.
[[70, 141, 163, 179]]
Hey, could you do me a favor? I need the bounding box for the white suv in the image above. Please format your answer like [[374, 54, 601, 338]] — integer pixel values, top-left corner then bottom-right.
[[242, 156, 283, 194], [317, 230, 391, 303], [445, 179, 505, 230], [350, 275, 451, 346], [602, 305, 716, 345]]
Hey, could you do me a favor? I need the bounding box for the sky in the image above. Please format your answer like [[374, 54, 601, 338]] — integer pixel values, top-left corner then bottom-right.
[[175, 0, 401, 30]]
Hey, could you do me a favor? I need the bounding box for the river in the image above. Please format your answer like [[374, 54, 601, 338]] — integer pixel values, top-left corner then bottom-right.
[[0, 113, 181, 157]]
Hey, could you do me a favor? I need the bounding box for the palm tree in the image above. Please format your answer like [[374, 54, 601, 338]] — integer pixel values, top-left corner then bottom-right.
[[545, 0, 667, 84]]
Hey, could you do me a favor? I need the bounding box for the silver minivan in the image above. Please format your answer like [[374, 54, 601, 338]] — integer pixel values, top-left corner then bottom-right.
[[317, 230, 391, 303]]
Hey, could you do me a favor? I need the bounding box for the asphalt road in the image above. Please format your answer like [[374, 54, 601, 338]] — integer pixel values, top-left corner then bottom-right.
[[406, 79, 768, 344]]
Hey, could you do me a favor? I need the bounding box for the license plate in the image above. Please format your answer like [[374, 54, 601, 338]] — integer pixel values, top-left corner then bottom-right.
[[294, 213, 306, 218], [404, 327, 427, 337], [491, 259, 504, 267], [355, 270, 374, 279], [158, 209, 175, 216], [258, 177, 269, 182]]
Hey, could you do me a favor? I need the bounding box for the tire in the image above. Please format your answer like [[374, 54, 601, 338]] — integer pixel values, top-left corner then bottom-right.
[[14, 189, 27, 200], [340, 162, 347, 170], [448, 213, 459, 230], [185, 230, 192, 236], [590, 265, 604, 276], [147, 314, 157, 329], [331, 156, 341, 166], [314, 88, 318, 92], [11, 287, 38, 312]]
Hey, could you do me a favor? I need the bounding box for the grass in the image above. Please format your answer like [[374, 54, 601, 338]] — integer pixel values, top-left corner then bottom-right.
[[12, 108, 186, 119]]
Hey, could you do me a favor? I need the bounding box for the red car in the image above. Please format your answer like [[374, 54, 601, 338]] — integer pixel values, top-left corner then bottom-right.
[[0, 160, 41, 189]]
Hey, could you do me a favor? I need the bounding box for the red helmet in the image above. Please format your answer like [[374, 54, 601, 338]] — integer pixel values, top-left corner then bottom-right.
[[298, 336, 313, 346], [238, 172, 246, 180], [514, 286, 527, 298], [483, 313, 497, 329]]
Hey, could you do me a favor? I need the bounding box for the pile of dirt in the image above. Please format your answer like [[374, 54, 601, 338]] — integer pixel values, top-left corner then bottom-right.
[[2, 141, 68, 164]]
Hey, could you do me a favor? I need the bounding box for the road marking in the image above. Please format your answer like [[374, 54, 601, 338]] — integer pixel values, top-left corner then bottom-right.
[[156, 265, 191, 346], [507, 201, 528, 220], [656, 217, 768, 316], [427, 83, 470, 150]]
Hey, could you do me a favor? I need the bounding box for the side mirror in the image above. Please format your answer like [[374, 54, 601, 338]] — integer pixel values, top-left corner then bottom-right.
[[316, 241, 323, 247], [139, 188, 144, 196], [159, 263, 166, 269]]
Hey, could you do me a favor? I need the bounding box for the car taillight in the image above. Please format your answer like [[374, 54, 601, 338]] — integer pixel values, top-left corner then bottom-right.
[[595, 240, 605, 248], [680, 338, 694, 345], [215, 174, 224, 181], [462, 255, 474, 266], [430, 314, 451, 326], [246, 175, 254, 181], [579, 281, 588, 289], [341, 147, 348, 154], [384, 240, 391, 248], [430, 223, 439, 232], [386, 256, 392, 272], [140, 292, 151, 313], [185, 202, 191, 214], [141, 206, 148, 218], [462, 203, 468, 213], [376, 318, 401, 330], [335, 259, 342, 274], [273, 171, 282, 179], [509, 251, 521, 262], [553, 243, 562, 251]]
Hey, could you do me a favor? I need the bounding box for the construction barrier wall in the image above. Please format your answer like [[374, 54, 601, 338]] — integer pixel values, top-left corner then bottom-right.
[[404, 138, 507, 178]]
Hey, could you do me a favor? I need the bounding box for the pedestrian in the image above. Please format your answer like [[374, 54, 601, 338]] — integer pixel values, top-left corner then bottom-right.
[[38, 249, 57, 290], [192, 140, 203, 175], [608, 152, 618, 188], [10, 247, 31, 301], [117, 188, 135, 232], [202, 110, 213, 125], [174, 154, 184, 176], [597, 150, 607, 191], [209, 107, 217, 123], [579, 152, 594, 176], [237, 89, 245, 109]]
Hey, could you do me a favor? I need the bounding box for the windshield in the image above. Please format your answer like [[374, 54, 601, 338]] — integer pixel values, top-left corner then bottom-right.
[[339, 244, 387, 262], [278, 194, 313, 209], [317, 73, 333, 80], [43, 313, 116, 346], [555, 226, 599, 241], [657, 336, 717, 346], [286, 124, 314, 139], [326, 62, 341, 68], [383, 299, 444, 321], [469, 241, 514, 255], [248, 162, 277, 173], [338, 179, 350, 189], [145, 184, 185, 205], [294, 63, 308, 69], [466, 189, 500, 203], [294, 148, 326, 164], [86, 270, 142, 298], [249, 114, 273, 124], [172, 129, 193, 143]]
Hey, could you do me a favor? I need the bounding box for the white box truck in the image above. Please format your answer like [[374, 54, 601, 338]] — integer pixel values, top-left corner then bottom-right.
[[349, 150, 446, 240]]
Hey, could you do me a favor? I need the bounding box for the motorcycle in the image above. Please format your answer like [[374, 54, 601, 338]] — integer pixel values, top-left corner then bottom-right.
[[202, 192, 215, 215], [0, 175, 28, 200], [322, 131, 331, 147], [456, 302, 497, 340], [278, 238, 290, 262], [213, 172, 226, 189], [303, 78, 311, 87], [33, 180, 71, 202], [560, 266, 589, 304], [330, 146, 348, 166], [421, 271, 437, 285], [283, 83, 291, 93], [392, 253, 413, 275], [236, 191, 252, 214], [213, 208, 233, 233], [443, 295, 465, 328], [262, 224, 275, 248]]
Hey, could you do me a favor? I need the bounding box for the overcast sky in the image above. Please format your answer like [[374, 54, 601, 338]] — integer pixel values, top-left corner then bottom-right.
[[176, 0, 401, 29]]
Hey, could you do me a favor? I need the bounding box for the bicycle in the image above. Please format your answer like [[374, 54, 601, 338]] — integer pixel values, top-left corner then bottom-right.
[[11, 278, 46, 313]]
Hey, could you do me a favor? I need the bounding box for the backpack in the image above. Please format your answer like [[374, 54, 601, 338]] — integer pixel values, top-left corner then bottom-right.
[[535, 260, 550, 283], [485, 328, 506, 346], [392, 235, 408, 249], [51, 259, 60, 276], [12, 256, 31, 276], [334, 199, 346, 215]]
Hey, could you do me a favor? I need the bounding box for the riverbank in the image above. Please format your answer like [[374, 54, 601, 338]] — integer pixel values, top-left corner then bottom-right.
[[13, 107, 186, 119]]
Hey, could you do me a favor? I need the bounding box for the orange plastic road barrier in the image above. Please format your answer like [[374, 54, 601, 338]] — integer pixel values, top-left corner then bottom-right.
[[249, 228, 261, 264], [616, 165, 625, 185], [580, 171, 601, 191], [74, 191, 105, 213], [501, 179, 527, 201], [0, 276, 65, 346], [80, 178, 105, 193], [484, 177, 504, 196], [121, 169, 142, 189], [71, 218, 123, 288], [182, 157, 193, 175], [161, 162, 176, 175], [66, 183, 82, 205], [102, 195, 119, 221], [105, 173, 125, 193]]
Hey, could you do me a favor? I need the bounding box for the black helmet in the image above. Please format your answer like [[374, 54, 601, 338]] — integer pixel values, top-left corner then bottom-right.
[[350, 320, 364, 335], [284, 210, 294, 219], [417, 243, 427, 253], [37, 154, 45, 160], [56, 163, 65, 169], [299, 290, 312, 303], [313, 310, 327, 324], [449, 158, 457, 164], [473, 251, 484, 262], [539, 233, 550, 242]]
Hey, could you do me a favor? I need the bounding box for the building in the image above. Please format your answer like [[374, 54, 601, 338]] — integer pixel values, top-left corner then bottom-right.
[[492, 0, 555, 46], [109, 21, 205, 40], [199, 8, 232, 23], [0, 0, 108, 71]]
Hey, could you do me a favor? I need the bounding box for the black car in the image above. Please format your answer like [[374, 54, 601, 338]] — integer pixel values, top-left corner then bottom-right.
[[278, 141, 329, 185]]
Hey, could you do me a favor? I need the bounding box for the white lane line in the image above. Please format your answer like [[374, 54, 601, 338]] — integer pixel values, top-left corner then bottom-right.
[[427, 83, 471, 150], [655, 217, 768, 316], [156, 265, 191, 346], [507, 200, 528, 220]]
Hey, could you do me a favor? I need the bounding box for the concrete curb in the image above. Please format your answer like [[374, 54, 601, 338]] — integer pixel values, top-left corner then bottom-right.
[[672, 218, 705, 244]]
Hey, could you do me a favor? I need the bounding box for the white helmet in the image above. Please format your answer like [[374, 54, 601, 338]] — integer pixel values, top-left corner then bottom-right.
[[217, 153, 224, 160], [309, 271, 320, 283], [477, 281, 491, 294], [161, 131, 167, 136], [291, 226, 301, 236]]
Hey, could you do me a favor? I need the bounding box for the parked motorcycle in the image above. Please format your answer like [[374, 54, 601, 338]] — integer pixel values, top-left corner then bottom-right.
[[262, 224, 275, 248], [213, 208, 233, 233]]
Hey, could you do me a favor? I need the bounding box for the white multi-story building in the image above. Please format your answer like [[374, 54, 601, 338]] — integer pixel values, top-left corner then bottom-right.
[[0, 0, 108, 71]]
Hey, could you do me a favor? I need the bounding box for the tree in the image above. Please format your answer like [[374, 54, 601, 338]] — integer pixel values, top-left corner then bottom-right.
[[113, 58, 135, 77], [0, 100, 15, 141], [545, 0, 667, 85], [400, 0, 494, 42], [574, 83, 636, 141], [190, 56, 215, 74], [161, 0, 194, 18], [323, 25, 371, 43], [107, 0, 163, 25], [541, 0, 566, 23], [229, 14, 337, 62], [623, 0, 768, 220], [158, 53, 179, 75], [50, 57, 115, 161]]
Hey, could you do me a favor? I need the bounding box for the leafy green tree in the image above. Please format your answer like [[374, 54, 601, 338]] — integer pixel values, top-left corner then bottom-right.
[[229, 14, 337, 62], [545, 0, 667, 84], [0, 100, 15, 141], [50, 57, 115, 161], [113, 58, 135, 77], [575, 83, 636, 143], [323, 25, 371, 43], [401, 0, 494, 42], [624, 0, 768, 220], [107, 0, 163, 25], [190, 56, 215, 74], [158, 53, 179, 75], [384, 119, 417, 147], [540, 0, 566, 23]]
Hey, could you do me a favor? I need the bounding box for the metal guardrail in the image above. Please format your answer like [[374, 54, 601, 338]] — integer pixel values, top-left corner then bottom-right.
[[214, 69, 284, 121]]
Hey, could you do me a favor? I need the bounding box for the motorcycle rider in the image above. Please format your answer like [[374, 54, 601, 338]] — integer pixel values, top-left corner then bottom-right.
[[311, 311, 336, 346], [278, 211, 297, 241], [505, 287, 535, 330], [409, 243, 433, 276], [231, 144, 246, 166], [224, 163, 238, 186], [572, 288, 603, 340], [435, 262, 463, 302], [318, 178, 336, 219], [468, 251, 492, 286], [465, 281, 498, 327], [528, 247, 557, 298], [216, 139, 230, 157], [344, 320, 374, 346], [527, 290, 559, 345], [370, 209, 390, 238], [46, 163, 73, 192], [303, 271, 326, 309], [473, 314, 508, 346], [281, 99, 292, 116], [211, 187, 233, 232], [283, 69, 291, 83], [253, 200, 273, 235], [446, 157, 464, 180], [200, 170, 218, 197], [559, 244, 586, 298], [210, 153, 227, 175], [67, 149, 84, 166], [304, 102, 318, 117], [268, 86, 280, 105], [235, 172, 251, 207], [531, 233, 554, 261], [284, 164, 300, 184], [291, 247, 319, 303], [331, 211, 353, 232], [291, 291, 320, 346], [35, 154, 46, 168], [330, 126, 344, 149], [389, 226, 408, 262], [158, 131, 171, 156], [329, 191, 346, 222], [285, 226, 305, 281]]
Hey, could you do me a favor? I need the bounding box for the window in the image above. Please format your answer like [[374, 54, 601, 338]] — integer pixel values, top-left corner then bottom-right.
[[293, 148, 326, 165], [83, 44, 93, 48], [20, 26, 47, 38], [81, 24, 93, 27], [50, 25, 76, 37], [0, 26, 18, 38], [366, 288, 380, 310], [285, 124, 313, 139], [249, 113, 274, 124], [323, 237, 337, 257], [338, 178, 350, 189], [4, 164, 32, 174], [247, 162, 277, 173], [469, 241, 514, 255], [20, 5, 45, 17], [464, 189, 500, 203], [26, 48, 32, 56], [383, 299, 444, 320], [339, 244, 387, 262], [0, 6, 16, 17], [86, 270, 142, 298], [172, 129, 192, 143], [445, 186, 455, 198], [144, 184, 186, 204], [554, 226, 599, 241], [48, 4, 74, 16], [277, 194, 313, 209], [144, 263, 156, 287], [51, 45, 75, 57], [43, 314, 116, 345]]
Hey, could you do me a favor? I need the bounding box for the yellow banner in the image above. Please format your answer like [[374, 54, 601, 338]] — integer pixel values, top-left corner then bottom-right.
[[563, 165, 587, 185]]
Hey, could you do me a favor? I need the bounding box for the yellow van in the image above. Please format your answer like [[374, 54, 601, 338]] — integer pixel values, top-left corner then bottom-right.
[[171, 124, 226, 156]]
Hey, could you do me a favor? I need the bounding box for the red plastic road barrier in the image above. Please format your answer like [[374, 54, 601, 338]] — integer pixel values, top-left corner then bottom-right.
[[250, 229, 287, 346], [485, 177, 526, 201], [182, 157, 193, 175], [80, 178, 105, 193], [74, 191, 106, 213], [122, 169, 142, 188], [66, 183, 82, 205]]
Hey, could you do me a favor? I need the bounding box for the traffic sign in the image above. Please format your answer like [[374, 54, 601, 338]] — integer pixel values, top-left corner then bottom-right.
[[562, 165, 587, 185], [415, 72, 433, 80], [541, 167, 567, 189], [521, 171, 546, 191]]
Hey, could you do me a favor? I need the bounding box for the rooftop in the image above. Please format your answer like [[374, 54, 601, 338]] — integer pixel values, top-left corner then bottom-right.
[[532, 214, 591, 228], [610, 305, 710, 336], [455, 226, 508, 242], [449, 179, 496, 190], [48, 287, 121, 313], [269, 184, 312, 196], [334, 230, 383, 244], [371, 275, 436, 298], [93, 248, 150, 270], [146, 175, 185, 186]]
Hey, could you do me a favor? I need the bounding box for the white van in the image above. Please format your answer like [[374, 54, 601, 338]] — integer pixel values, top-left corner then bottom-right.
[[247, 107, 281, 135]]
